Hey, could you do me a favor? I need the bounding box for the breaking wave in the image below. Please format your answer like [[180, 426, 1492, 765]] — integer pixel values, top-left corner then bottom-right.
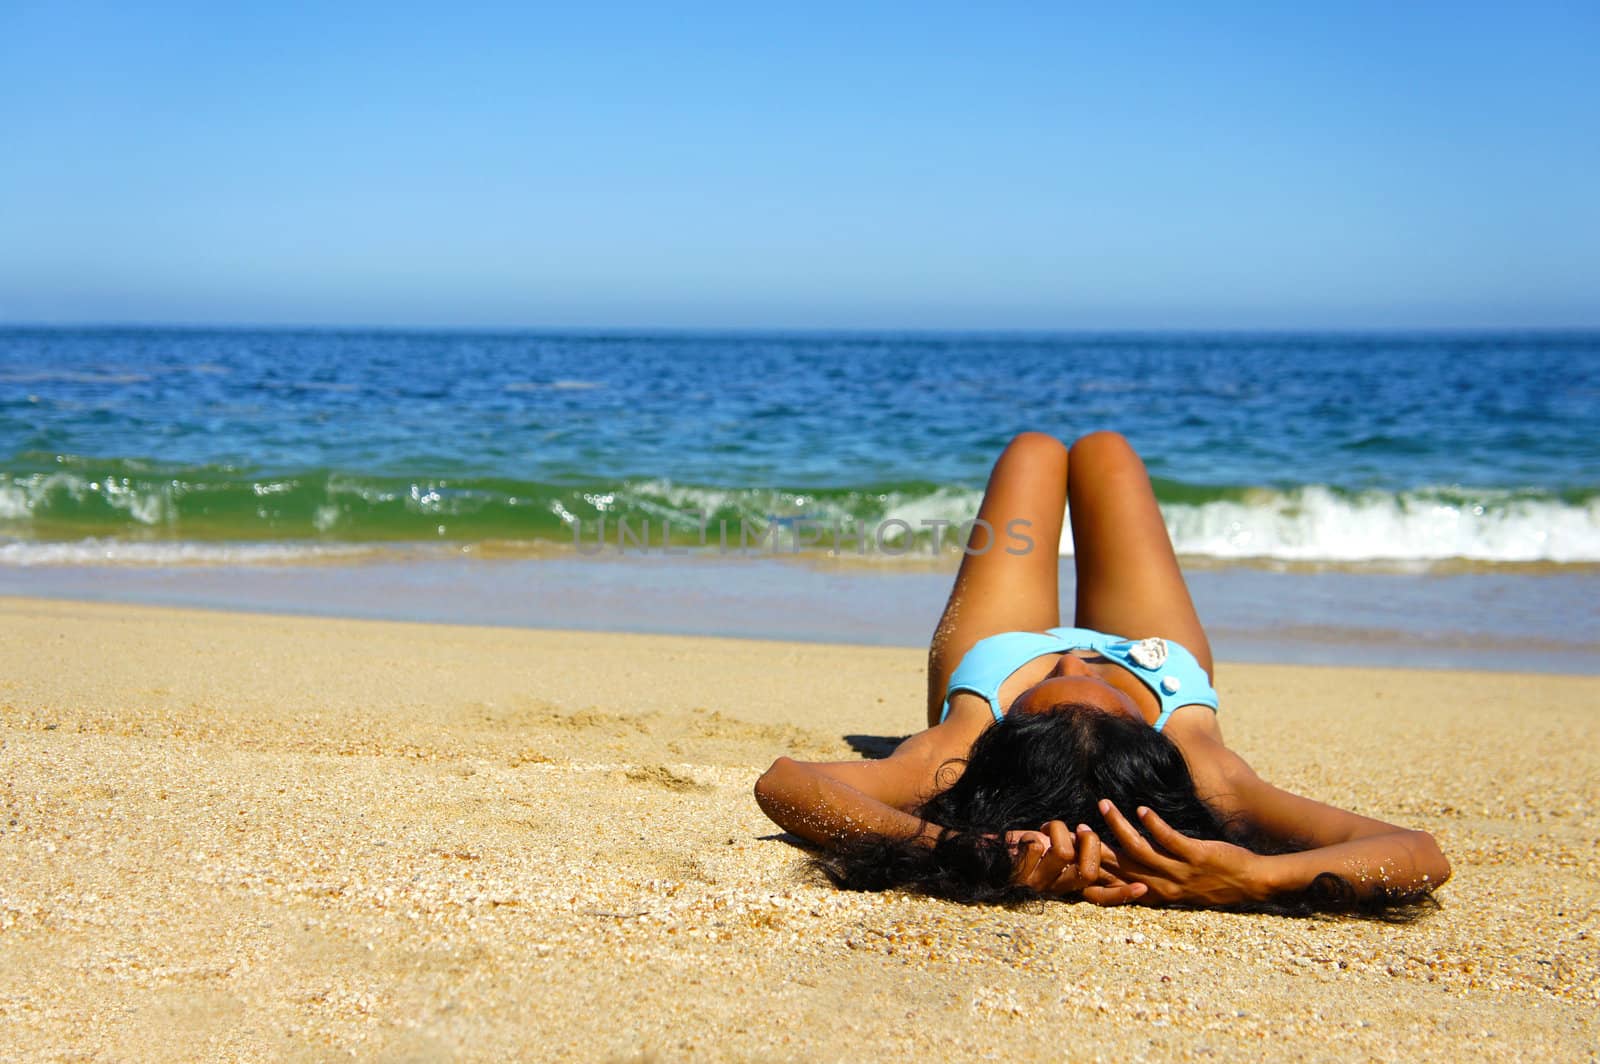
[[1, 458, 1595, 566]]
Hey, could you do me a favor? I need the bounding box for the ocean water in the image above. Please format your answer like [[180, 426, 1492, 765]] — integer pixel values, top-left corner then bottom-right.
[[2, 327, 1596, 671], [2, 327, 1597, 565]]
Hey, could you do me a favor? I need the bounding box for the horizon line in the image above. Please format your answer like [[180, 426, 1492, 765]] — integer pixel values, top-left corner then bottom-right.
[[5, 320, 1599, 337]]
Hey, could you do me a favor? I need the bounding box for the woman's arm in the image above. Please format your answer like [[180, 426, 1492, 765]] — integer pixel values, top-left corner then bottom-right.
[[1101, 731, 1451, 905], [753, 726, 962, 848], [1098, 798, 1449, 906], [753, 757, 939, 848]]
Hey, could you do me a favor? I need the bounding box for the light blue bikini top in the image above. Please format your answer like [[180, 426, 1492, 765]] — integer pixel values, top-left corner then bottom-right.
[[939, 626, 1219, 732]]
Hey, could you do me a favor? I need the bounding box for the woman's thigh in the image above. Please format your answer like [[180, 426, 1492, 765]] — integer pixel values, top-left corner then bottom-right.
[[1067, 431, 1214, 679], [926, 432, 1068, 726]]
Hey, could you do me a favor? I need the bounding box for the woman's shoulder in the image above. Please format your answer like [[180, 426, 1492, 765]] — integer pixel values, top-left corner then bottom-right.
[[1160, 706, 1233, 765]]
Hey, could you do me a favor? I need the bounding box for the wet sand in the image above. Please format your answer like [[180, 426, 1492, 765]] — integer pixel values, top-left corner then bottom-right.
[[1, 596, 1595, 1060], [5, 553, 1597, 674]]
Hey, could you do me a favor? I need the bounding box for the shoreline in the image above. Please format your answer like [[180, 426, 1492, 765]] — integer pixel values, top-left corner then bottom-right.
[[5, 533, 1600, 574], [3, 549, 1597, 676], [1, 597, 1596, 1059]]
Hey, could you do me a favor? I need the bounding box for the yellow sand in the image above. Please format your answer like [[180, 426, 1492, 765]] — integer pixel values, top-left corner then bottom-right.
[[0, 596, 1595, 1061]]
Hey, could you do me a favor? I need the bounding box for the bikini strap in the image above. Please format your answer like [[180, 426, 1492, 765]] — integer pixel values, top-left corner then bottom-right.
[[939, 687, 1005, 724]]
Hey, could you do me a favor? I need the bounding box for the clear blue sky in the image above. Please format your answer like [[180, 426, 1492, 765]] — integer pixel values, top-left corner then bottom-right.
[[2, 2, 1596, 329]]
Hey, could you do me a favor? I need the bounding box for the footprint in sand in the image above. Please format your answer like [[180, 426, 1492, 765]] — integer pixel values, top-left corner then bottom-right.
[[687, 707, 838, 757], [622, 765, 713, 792]]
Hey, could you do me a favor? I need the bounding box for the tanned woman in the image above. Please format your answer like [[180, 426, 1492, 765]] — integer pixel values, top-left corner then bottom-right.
[[755, 431, 1449, 912]]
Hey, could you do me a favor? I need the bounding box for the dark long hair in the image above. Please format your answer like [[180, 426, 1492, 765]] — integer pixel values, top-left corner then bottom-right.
[[817, 704, 1432, 917]]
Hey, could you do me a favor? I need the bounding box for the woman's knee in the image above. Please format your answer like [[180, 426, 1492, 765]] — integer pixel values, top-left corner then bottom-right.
[[1068, 430, 1143, 473], [1000, 431, 1069, 468]]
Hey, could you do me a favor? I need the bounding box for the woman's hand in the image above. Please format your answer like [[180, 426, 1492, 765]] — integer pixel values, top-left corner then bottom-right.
[[1096, 799, 1268, 906], [1007, 820, 1147, 905]]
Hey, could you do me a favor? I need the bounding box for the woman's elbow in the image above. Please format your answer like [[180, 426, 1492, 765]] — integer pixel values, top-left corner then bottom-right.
[[755, 756, 795, 791], [754, 757, 797, 814], [1411, 829, 1452, 888]]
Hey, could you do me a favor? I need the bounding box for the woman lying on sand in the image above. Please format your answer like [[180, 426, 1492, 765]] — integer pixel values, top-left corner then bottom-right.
[[755, 431, 1450, 912]]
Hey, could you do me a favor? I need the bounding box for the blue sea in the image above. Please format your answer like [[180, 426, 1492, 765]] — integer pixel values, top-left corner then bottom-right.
[[2, 327, 1597, 670]]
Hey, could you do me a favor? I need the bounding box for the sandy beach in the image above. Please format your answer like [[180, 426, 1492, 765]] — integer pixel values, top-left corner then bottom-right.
[[1, 595, 1595, 1061]]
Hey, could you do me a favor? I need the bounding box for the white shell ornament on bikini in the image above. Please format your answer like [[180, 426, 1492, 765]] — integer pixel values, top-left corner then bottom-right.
[[1161, 676, 1181, 695], [1126, 637, 1169, 669]]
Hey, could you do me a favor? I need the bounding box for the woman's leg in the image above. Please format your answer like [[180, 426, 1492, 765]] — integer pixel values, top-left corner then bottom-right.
[[1067, 431, 1214, 679], [926, 432, 1068, 727]]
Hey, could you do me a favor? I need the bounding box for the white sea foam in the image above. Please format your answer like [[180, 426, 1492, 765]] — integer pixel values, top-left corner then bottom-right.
[[0, 483, 28, 519], [0, 473, 175, 524], [1157, 487, 1600, 563], [0, 539, 377, 567]]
